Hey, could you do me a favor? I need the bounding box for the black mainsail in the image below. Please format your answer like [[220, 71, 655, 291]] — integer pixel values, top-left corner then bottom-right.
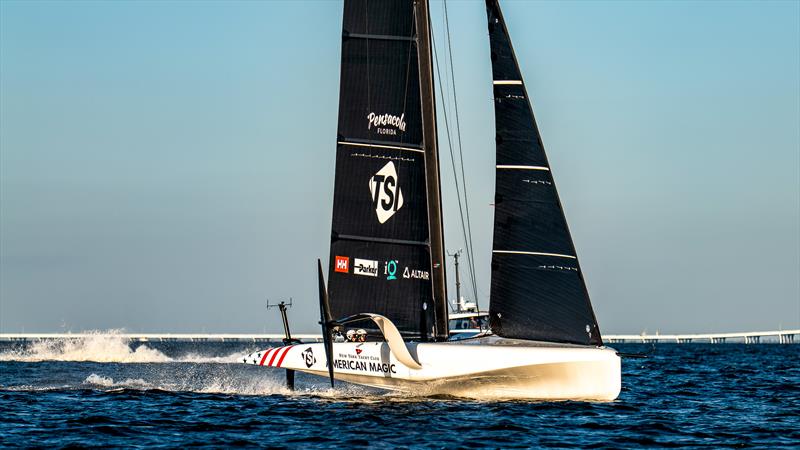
[[327, 0, 447, 340], [485, 0, 603, 346]]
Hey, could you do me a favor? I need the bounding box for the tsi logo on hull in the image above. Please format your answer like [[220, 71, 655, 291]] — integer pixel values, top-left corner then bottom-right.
[[301, 347, 316, 368], [370, 161, 404, 224], [353, 258, 378, 277]]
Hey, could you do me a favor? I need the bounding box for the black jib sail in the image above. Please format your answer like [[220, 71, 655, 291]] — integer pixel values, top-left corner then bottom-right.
[[485, 0, 603, 346], [327, 0, 447, 340]]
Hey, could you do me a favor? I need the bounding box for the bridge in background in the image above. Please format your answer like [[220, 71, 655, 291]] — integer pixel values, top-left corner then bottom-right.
[[0, 329, 798, 344], [604, 329, 799, 344]]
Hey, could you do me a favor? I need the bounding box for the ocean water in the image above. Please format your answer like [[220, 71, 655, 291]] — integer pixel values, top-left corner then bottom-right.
[[0, 333, 798, 448]]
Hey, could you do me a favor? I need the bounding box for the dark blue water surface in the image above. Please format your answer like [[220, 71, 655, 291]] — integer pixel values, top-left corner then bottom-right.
[[0, 337, 798, 448]]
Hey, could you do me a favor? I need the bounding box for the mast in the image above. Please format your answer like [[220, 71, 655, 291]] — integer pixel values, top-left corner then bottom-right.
[[415, 0, 448, 341]]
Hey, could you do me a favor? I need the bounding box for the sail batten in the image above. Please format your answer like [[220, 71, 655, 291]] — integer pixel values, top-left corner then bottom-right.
[[496, 165, 549, 171], [344, 33, 416, 42], [336, 234, 429, 247], [337, 140, 425, 153], [493, 250, 576, 259], [486, 0, 603, 346]]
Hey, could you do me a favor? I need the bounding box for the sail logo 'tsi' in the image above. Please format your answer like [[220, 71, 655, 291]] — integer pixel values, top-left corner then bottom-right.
[[367, 112, 406, 136], [369, 162, 404, 224]]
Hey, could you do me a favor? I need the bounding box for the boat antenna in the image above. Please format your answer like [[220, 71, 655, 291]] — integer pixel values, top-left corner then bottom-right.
[[447, 249, 463, 312], [317, 259, 335, 388], [266, 298, 295, 341], [266, 298, 299, 389]]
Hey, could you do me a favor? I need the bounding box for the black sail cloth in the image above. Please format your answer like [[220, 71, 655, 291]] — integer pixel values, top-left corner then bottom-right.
[[327, 0, 437, 339], [486, 0, 603, 346]]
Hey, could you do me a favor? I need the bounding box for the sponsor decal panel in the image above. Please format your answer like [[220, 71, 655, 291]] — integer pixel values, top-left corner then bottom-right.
[[367, 112, 406, 136], [384, 260, 398, 281], [334, 256, 350, 273], [328, 350, 397, 374], [353, 258, 379, 277], [331, 359, 397, 374], [369, 162, 404, 224], [403, 266, 430, 280]]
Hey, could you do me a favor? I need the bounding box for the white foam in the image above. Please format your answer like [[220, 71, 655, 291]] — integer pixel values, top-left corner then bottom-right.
[[10, 367, 399, 399], [174, 352, 245, 364], [79, 371, 291, 396], [0, 330, 245, 363], [83, 374, 153, 389], [83, 373, 115, 386]]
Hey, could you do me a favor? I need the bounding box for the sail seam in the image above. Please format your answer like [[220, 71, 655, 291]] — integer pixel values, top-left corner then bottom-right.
[[496, 165, 549, 171], [340, 137, 423, 149], [345, 32, 415, 42], [493, 250, 576, 259], [337, 141, 424, 153], [336, 233, 429, 247]]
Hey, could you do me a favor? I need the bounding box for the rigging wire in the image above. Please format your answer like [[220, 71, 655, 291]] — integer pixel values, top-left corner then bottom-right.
[[431, 32, 467, 292], [442, 0, 480, 309], [431, 2, 479, 311]]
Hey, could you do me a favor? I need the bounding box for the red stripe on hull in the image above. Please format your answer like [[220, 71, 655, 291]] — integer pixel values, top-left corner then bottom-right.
[[276, 345, 295, 367], [259, 348, 274, 366], [268, 347, 283, 366]]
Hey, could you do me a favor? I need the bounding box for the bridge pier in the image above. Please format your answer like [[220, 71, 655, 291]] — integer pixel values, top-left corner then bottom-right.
[[744, 336, 762, 344]]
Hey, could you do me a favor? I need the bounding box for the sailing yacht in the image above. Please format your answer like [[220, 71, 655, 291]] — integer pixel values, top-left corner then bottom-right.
[[244, 0, 621, 401]]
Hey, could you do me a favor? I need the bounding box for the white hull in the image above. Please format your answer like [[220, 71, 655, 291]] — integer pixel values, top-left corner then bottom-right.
[[244, 337, 621, 401]]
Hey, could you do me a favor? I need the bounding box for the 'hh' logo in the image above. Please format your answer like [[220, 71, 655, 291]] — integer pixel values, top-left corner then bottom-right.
[[334, 256, 349, 273], [369, 162, 404, 224]]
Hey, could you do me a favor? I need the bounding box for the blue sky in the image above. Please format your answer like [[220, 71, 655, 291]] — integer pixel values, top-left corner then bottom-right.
[[1, 0, 798, 334]]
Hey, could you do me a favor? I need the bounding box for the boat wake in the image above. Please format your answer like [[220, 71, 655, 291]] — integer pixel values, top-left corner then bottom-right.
[[0, 330, 247, 364], [0, 332, 386, 398], [79, 372, 297, 396], [5, 369, 380, 399]]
